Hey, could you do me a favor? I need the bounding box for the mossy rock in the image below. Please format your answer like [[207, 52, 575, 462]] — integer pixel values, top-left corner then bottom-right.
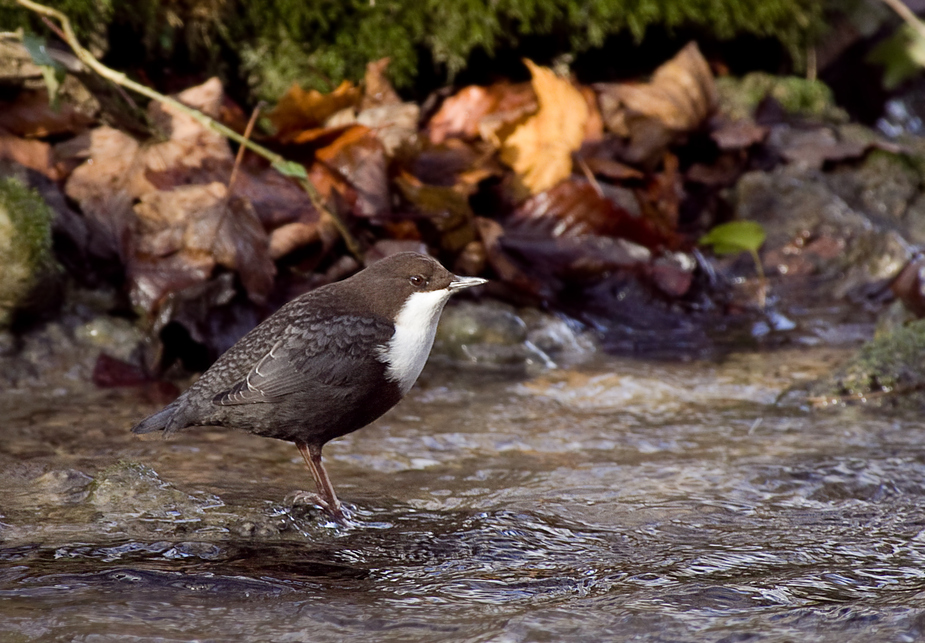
[[814, 319, 925, 407], [0, 176, 58, 328], [716, 72, 848, 122]]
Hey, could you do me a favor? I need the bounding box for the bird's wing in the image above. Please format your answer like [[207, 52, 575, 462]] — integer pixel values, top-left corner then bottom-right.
[[212, 314, 393, 406]]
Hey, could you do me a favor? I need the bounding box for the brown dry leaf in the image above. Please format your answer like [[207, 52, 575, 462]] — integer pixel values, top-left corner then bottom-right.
[[127, 250, 215, 314], [63, 126, 139, 258], [0, 89, 94, 138], [508, 179, 669, 249], [139, 79, 234, 194], [474, 216, 543, 296], [0, 132, 58, 179], [357, 102, 420, 156], [269, 81, 362, 142], [498, 60, 589, 196], [579, 85, 604, 143], [427, 85, 495, 143], [269, 221, 322, 260], [395, 171, 476, 252], [314, 125, 389, 218], [361, 57, 402, 110], [636, 153, 683, 240], [581, 156, 644, 181], [230, 165, 319, 229], [210, 195, 276, 304], [427, 82, 536, 144], [623, 42, 716, 130], [133, 182, 275, 305], [711, 119, 768, 150], [597, 42, 716, 164]]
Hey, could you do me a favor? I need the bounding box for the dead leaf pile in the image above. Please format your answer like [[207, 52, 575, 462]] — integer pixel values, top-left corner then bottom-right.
[[2, 39, 895, 371]]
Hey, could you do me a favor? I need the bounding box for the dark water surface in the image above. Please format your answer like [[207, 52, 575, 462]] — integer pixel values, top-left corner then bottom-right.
[[3, 348, 925, 642]]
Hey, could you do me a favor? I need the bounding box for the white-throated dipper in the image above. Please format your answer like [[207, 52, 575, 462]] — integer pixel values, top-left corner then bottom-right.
[[132, 252, 486, 519]]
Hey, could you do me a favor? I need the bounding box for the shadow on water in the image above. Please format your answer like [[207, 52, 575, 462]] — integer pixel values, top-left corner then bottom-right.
[[4, 348, 925, 641]]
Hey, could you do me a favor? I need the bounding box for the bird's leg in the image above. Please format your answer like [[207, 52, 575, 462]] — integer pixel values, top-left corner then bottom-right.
[[294, 441, 344, 519]]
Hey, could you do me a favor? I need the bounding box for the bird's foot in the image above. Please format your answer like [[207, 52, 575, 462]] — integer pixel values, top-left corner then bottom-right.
[[286, 490, 345, 521]]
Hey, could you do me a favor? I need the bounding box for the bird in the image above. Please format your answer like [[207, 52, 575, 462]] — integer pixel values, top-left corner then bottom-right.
[[132, 252, 487, 519]]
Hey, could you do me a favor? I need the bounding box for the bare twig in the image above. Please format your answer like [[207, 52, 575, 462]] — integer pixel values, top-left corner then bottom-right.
[[17, 0, 364, 261], [576, 156, 604, 198], [880, 0, 925, 43], [228, 102, 263, 193]]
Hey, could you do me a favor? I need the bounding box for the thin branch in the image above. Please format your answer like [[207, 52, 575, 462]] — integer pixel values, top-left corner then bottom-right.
[[228, 102, 263, 193], [880, 0, 925, 43], [16, 0, 364, 261]]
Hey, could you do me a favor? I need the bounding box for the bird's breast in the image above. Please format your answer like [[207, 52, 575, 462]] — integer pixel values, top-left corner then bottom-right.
[[377, 289, 452, 394]]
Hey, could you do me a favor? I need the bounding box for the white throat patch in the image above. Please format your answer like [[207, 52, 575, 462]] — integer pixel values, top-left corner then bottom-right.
[[379, 288, 452, 394]]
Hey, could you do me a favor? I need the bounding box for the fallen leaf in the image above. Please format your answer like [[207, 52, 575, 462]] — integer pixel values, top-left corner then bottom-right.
[[139, 79, 234, 193], [0, 132, 58, 179], [210, 195, 276, 304], [508, 179, 669, 249], [426, 82, 536, 144], [128, 249, 215, 315], [578, 85, 604, 143], [314, 125, 389, 218], [357, 102, 420, 156], [685, 155, 741, 186], [498, 60, 589, 196], [93, 353, 149, 387], [0, 88, 93, 138], [474, 216, 543, 295], [395, 171, 476, 252], [269, 81, 362, 142], [711, 119, 768, 150], [133, 182, 275, 304], [890, 254, 925, 318], [636, 153, 683, 240], [597, 42, 716, 164], [581, 156, 644, 181], [269, 221, 322, 260], [230, 164, 319, 228], [62, 126, 139, 258], [361, 57, 403, 110]]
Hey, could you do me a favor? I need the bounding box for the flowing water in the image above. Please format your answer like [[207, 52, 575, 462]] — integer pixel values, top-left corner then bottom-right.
[[3, 346, 925, 642]]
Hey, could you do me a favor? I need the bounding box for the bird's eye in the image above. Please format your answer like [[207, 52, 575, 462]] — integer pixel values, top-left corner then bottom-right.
[[409, 275, 426, 288]]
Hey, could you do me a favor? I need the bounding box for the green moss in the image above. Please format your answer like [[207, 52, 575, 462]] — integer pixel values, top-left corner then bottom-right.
[[833, 319, 925, 397], [716, 72, 847, 122], [6, 0, 827, 99], [0, 176, 57, 327]]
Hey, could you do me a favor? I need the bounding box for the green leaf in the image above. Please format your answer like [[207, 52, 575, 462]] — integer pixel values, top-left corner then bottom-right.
[[22, 34, 67, 106], [699, 221, 766, 256], [272, 160, 308, 179], [867, 24, 925, 90], [22, 33, 57, 67]]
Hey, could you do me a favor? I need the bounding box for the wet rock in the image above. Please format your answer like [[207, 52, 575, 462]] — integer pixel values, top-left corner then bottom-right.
[[732, 165, 912, 301], [74, 316, 145, 364], [88, 461, 223, 531], [807, 319, 925, 408], [434, 300, 594, 370], [0, 175, 60, 327], [33, 468, 94, 504]]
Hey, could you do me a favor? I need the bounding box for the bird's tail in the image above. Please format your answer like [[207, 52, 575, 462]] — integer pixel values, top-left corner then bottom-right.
[[131, 401, 180, 434]]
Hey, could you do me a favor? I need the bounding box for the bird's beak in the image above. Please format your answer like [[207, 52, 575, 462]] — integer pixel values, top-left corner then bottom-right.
[[448, 275, 488, 291]]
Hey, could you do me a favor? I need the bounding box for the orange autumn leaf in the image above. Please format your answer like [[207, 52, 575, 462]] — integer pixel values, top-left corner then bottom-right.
[[269, 81, 362, 142], [498, 60, 588, 196]]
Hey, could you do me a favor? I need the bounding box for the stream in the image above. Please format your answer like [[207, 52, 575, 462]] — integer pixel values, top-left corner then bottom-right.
[[2, 346, 925, 642]]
